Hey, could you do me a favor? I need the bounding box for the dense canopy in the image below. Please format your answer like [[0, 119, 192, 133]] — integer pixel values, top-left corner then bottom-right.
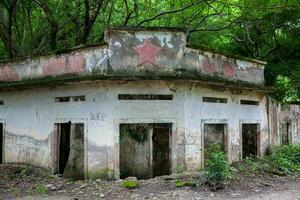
[[0, 0, 299, 102]]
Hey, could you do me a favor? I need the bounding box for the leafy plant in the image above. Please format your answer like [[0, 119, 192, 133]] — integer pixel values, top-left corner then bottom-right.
[[237, 145, 300, 176], [270, 145, 300, 175], [204, 144, 231, 186], [275, 76, 300, 103]]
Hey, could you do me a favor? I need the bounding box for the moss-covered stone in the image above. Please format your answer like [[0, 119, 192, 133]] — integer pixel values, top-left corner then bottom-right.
[[174, 180, 196, 187], [121, 177, 139, 189]]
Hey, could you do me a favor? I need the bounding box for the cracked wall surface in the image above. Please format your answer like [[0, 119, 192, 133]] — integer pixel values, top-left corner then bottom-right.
[[0, 80, 269, 178], [0, 28, 265, 89], [269, 101, 300, 145], [0, 27, 272, 179]]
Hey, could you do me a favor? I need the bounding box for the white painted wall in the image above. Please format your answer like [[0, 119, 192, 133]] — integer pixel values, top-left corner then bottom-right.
[[0, 80, 269, 178]]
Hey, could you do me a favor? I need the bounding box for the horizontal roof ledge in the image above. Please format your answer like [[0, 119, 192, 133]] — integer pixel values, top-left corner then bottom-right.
[[0, 26, 266, 89]]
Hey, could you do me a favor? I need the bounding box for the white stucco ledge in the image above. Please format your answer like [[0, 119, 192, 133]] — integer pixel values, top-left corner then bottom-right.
[[0, 27, 267, 90]]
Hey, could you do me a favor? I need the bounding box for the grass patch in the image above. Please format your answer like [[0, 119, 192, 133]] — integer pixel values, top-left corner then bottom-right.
[[8, 187, 21, 197], [35, 184, 48, 195]]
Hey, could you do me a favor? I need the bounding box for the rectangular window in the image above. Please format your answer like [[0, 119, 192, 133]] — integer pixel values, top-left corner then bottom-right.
[[203, 97, 227, 103], [0, 100, 4, 105], [240, 100, 259, 105], [118, 94, 173, 100], [55, 95, 85, 103]]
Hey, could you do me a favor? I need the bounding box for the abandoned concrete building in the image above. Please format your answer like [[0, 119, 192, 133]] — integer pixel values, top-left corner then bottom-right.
[[0, 27, 299, 180]]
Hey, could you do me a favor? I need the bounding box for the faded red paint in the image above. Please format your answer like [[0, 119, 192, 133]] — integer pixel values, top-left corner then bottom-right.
[[202, 58, 216, 73], [43, 54, 85, 76], [224, 61, 236, 77], [133, 39, 161, 66], [67, 54, 85, 73], [43, 57, 66, 76], [0, 65, 19, 81]]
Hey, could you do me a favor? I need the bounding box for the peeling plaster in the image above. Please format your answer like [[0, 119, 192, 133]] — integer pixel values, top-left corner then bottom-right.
[[0, 28, 265, 88]]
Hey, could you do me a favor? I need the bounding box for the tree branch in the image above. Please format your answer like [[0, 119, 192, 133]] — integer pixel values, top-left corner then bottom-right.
[[137, 0, 210, 26]]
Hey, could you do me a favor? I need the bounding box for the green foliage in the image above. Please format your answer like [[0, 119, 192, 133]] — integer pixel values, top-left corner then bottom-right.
[[270, 145, 300, 174], [125, 124, 148, 144], [35, 184, 48, 195], [275, 76, 299, 103], [8, 164, 53, 180], [0, 0, 300, 102], [237, 145, 300, 176], [204, 144, 231, 186]]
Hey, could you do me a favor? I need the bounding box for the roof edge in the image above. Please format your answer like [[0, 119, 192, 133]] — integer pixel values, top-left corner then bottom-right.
[[0, 43, 107, 65], [187, 45, 267, 66], [105, 26, 187, 33]]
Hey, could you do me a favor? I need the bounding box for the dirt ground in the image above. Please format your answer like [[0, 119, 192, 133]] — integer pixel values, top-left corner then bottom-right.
[[0, 164, 299, 200]]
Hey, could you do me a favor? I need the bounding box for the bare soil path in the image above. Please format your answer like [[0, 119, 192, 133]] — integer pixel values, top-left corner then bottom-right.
[[0, 164, 299, 200]]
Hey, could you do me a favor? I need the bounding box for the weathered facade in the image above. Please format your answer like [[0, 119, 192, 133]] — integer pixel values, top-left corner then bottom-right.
[[269, 102, 300, 146], [0, 27, 298, 179]]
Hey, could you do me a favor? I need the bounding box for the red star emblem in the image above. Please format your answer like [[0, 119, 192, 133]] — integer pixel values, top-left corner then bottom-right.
[[224, 65, 236, 77], [223, 61, 236, 77], [133, 39, 161, 66]]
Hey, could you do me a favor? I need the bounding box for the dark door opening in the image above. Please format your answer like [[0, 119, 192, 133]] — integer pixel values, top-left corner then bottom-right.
[[55, 122, 84, 180], [242, 124, 259, 158], [58, 122, 71, 175], [120, 123, 172, 179], [203, 124, 227, 161], [120, 124, 150, 179], [281, 123, 290, 145], [152, 123, 171, 177], [204, 124, 226, 152], [0, 123, 3, 164]]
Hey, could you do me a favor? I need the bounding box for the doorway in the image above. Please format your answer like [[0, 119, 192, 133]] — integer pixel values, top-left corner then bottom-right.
[[281, 122, 290, 145], [0, 123, 3, 164], [54, 122, 85, 180], [204, 123, 227, 152], [119, 123, 172, 179], [242, 124, 259, 158], [152, 123, 171, 177]]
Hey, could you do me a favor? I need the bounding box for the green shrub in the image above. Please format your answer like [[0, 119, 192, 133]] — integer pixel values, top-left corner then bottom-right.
[[238, 145, 300, 176], [204, 144, 231, 186], [270, 145, 300, 175]]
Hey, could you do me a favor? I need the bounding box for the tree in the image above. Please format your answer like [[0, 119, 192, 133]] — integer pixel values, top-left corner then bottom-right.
[[0, 0, 299, 102]]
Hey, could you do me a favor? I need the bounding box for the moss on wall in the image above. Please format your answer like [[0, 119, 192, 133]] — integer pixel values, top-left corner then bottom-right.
[[0, 68, 272, 91]]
